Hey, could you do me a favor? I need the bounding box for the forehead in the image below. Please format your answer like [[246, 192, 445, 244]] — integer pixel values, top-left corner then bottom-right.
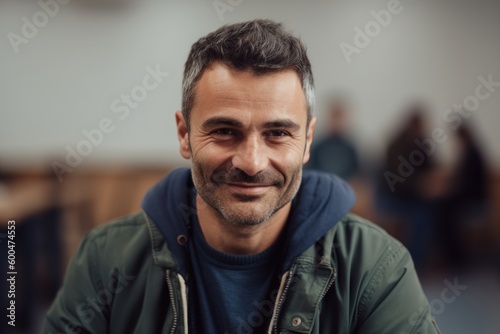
[[191, 63, 308, 126]]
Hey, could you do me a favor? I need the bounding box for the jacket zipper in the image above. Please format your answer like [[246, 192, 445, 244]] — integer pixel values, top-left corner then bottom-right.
[[269, 266, 295, 334], [166, 270, 178, 334], [268, 265, 337, 334], [319, 265, 337, 301]]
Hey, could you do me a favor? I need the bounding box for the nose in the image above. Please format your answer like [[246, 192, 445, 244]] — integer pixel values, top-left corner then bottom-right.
[[231, 135, 269, 176]]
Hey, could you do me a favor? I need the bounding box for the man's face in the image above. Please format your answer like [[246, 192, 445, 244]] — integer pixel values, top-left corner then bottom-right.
[[176, 62, 316, 227]]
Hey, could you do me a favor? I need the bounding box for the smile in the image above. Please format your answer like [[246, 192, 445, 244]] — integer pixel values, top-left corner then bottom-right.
[[225, 182, 273, 196]]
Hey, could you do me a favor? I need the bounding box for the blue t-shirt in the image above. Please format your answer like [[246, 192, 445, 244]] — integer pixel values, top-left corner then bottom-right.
[[142, 169, 356, 333], [188, 213, 284, 334]]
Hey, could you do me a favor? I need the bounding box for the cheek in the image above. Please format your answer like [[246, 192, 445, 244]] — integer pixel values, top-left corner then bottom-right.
[[281, 140, 307, 160], [270, 145, 306, 173], [192, 142, 232, 169]]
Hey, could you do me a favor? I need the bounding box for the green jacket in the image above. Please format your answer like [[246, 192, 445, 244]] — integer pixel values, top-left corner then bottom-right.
[[45, 211, 440, 334]]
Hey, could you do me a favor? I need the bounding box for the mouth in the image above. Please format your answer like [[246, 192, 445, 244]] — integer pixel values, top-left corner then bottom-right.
[[224, 182, 273, 196]]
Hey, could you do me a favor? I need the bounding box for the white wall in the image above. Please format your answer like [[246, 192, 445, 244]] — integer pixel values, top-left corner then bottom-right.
[[1, 0, 499, 170]]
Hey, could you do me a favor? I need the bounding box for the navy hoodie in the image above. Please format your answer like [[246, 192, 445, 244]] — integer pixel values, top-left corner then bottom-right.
[[142, 168, 355, 331], [142, 168, 355, 274]]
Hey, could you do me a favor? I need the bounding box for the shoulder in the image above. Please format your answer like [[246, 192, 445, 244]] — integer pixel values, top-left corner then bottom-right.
[[332, 213, 405, 256], [327, 214, 429, 328], [87, 211, 149, 240], [328, 213, 411, 284], [85, 212, 151, 249], [78, 212, 155, 270]]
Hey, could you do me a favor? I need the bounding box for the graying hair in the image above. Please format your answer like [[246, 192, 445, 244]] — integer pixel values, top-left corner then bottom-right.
[[181, 19, 315, 130]]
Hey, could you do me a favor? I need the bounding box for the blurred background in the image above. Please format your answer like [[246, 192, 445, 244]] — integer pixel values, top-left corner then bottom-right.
[[1, 0, 499, 332]]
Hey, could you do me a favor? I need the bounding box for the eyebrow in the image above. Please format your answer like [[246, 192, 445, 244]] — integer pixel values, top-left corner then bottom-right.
[[201, 117, 243, 130], [201, 116, 301, 131], [262, 119, 301, 131]]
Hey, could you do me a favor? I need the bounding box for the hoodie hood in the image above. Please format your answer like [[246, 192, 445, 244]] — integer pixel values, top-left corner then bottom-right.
[[142, 168, 355, 275], [282, 170, 356, 269]]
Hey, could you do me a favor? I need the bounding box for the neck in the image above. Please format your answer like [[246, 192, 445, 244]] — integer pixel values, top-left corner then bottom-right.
[[196, 195, 290, 255]]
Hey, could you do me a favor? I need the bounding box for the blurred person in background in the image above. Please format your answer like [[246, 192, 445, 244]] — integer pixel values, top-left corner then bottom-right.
[[438, 121, 490, 273], [375, 105, 440, 272], [45, 20, 439, 333], [0, 167, 62, 334], [307, 97, 360, 181]]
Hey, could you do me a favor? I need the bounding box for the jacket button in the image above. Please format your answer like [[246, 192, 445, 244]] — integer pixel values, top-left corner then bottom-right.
[[291, 317, 301, 327], [177, 234, 188, 245]]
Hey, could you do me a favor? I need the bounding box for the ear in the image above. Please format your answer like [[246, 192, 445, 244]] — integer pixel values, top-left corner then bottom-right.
[[175, 111, 191, 159], [303, 116, 317, 164]]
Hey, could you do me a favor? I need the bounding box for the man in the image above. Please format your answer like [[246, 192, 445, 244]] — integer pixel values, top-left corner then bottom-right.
[[45, 20, 440, 333]]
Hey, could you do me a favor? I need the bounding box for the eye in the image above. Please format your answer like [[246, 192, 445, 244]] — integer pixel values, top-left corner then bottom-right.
[[265, 130, 291, 142], [213, 128, 234, 136], [211, 128, 239, 141], [267, 130, 290, 138]]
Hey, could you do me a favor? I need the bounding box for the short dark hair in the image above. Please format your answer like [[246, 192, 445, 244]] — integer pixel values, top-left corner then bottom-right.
[[182, 19, 315, 130]]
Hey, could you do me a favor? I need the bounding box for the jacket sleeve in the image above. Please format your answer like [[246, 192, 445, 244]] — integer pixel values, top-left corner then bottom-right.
[[44, 233, 109, 334], [355, 241, 440, 334]]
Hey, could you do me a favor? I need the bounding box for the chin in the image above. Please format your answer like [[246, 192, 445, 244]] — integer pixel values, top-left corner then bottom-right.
[[219, 204, 277, 227]]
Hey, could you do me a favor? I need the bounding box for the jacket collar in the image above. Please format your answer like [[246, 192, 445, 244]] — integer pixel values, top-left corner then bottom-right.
[[274, 226, 338, 333], [143, 210, 178, 268]]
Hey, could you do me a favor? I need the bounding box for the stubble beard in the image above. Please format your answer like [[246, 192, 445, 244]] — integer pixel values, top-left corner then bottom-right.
[[191, 161, 303, 227]]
